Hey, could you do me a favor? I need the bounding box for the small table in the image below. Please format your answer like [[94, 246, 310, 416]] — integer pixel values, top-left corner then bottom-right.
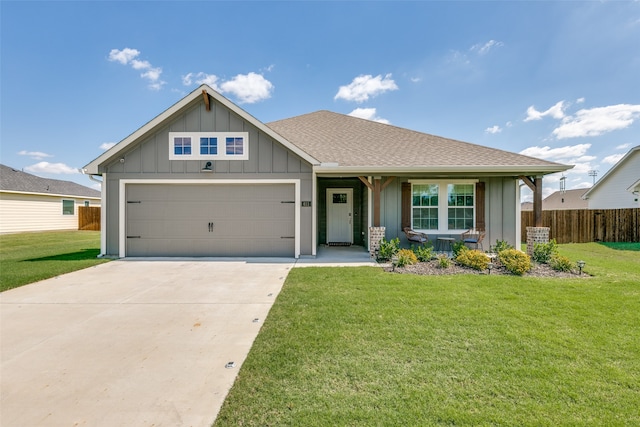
[[436, 237, 456, 253]]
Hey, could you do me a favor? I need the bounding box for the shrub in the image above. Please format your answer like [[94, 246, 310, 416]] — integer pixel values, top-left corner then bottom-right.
[[396, 249, 418, 267], [456, 249, 490, 271], [550, 254, 573, 272], [412, 244, 434, 262], [378, 237, 400, 261], [499, 249, 531, 276], [437, 254, 451, 268], [452, 240, 468, 257], [494, 239, 513, 254], [533, 239, 558, 264]]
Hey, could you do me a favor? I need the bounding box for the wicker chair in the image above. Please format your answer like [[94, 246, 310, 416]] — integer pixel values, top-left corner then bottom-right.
[[462, 228, 485, 250], [403, 227, 429, 245]]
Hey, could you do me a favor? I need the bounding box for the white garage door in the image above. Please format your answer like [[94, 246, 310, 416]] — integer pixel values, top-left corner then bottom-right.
[[125, 184, 295, 257]]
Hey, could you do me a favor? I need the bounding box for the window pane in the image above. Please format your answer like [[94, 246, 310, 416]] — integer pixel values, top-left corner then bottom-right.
[[226, 137, 243, 155], [62, 200, 74, 215]]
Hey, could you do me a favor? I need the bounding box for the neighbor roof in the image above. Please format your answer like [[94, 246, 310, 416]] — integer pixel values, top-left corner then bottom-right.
[[268, 110, 572, 175], [0, 164, 100, 198], [540, 188, 589, 210]]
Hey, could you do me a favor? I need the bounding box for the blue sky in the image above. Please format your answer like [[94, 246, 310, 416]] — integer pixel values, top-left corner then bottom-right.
[[2, 1, 639, 201]]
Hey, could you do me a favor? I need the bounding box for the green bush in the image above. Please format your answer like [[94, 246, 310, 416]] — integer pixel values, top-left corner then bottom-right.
[[499, 249, 531, 276], [378, 237, 400, 261], [396, 249, 418, 267], [533, 239, 558, 264], [412, 244, 434, 262], [452, 240, 468, 257], [550, 254, 573, 272], [437, 254, 451, 268], [456, 249, 490, 271], [494, 239, 513, 253]]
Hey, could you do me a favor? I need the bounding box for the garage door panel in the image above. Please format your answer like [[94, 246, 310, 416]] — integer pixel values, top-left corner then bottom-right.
[[126, 184, 295, 257]]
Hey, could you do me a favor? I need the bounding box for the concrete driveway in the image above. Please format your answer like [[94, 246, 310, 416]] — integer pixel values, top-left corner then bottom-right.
[[1, 259, 294, 427]]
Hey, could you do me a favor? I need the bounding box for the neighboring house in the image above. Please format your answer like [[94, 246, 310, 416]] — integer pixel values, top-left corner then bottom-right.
[[0, 164, 101, 234], [83, 85, 571, 258], [582, 145, 640, 209], [521, 189, 588, 211]]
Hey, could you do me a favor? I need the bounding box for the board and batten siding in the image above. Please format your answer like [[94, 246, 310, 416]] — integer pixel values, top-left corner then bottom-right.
[[100, 97, 314, 257], [0, 192, 100, 233]]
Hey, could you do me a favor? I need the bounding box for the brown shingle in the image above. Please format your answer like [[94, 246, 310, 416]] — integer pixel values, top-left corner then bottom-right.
[[268, 111, 569, 171]]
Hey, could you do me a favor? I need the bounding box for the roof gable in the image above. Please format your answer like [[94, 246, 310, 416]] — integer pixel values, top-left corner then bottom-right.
[[268, 111, 571, 174], [0, 164, 100, 198], [582, 145, 640, 199], [83, 85, 319, 174]]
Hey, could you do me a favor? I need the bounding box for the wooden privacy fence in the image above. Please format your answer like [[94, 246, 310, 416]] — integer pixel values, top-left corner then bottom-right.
[[521, 208, 640, 243], [78, 206, 101, 231]]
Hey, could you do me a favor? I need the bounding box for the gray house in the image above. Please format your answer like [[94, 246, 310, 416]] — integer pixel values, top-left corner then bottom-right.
[[83, 85, 571, 258]]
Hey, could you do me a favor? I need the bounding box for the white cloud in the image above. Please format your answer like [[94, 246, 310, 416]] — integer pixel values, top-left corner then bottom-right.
[[553, 104, 640, 139], [182, 71, 273, 104], [334, 74, 398, 103], [18, 150, 53, 160], [347, 108, 390, 124], [219, 72, 274, 104], [99, 142, 116, 150], [524, 101, 567, 122], [485, 125, 502, 134], [616, 143, 632, 150], [519, 143, 591, 160], [602, 153, 625, 164], [470, 39, 504, 55], [410, 77, 421, 83], [24, 162, 79, 175], [576, 97, 585, 104], [108, 48, 166, 90]]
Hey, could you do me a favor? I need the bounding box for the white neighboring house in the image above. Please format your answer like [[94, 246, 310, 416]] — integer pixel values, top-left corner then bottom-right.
[[0, 164, 101, 234], [582, 146, 640, 209]]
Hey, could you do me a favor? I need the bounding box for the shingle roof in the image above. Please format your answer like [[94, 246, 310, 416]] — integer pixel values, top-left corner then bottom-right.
[[267, 110, 570, 173], [541, 189, 589, 210], [0, 164, 100, 198]]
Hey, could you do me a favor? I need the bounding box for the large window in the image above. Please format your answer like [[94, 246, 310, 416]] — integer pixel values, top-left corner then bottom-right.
[[168, 132, 248, 160], [411, 180, 476, 232]]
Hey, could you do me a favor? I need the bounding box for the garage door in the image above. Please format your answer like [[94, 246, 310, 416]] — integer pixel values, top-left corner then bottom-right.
[[125, 184, 295, 257]]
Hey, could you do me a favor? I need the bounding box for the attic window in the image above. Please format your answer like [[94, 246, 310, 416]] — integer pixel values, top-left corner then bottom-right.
[[169, 132, 248, 160]]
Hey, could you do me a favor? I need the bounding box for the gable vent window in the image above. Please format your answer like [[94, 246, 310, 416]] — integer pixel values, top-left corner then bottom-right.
[[169, 132, 248, 160]]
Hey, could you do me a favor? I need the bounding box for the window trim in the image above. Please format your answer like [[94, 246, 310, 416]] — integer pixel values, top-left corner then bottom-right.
[[409, 179, 478, 233], [168, 132, 249, 161], [62, 199, 75, 215]]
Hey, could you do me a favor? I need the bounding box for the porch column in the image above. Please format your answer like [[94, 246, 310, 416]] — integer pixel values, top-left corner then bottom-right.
[[358, 176, 395, 227], [520, 175, 543, 227]]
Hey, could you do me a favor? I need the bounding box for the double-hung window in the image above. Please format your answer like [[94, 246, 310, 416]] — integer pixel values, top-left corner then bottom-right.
[[169, 132, 248, 160], [410, 180, 477, 232]]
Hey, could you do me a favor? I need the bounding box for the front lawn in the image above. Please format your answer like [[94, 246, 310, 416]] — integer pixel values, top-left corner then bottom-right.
[[215, 243, 640, 426], [0, 231, 109, 292]]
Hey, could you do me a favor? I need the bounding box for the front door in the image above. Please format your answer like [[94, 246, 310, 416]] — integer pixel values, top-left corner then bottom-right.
[[327, 188, 353, 245]]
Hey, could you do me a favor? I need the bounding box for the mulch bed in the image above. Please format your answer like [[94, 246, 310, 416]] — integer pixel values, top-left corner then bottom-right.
[[382, 259, 590, 278]]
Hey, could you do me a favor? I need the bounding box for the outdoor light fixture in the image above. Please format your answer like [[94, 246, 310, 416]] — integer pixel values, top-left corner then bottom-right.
[[487, 262, 494, 275], [201, 161, 213, 172], [119, 157, 125, 163], [392, 255, 399, 271], [577, 260, 585, 275]]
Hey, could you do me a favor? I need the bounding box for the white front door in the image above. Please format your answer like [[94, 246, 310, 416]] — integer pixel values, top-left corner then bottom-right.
[[327, 188, 353, 244]]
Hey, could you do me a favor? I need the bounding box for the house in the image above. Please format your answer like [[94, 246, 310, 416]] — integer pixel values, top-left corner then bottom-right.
[[0, 164, 101, 234], [83, 85, 571, 258], [582, 145, 640, 209], [521, 188, 588, 211]]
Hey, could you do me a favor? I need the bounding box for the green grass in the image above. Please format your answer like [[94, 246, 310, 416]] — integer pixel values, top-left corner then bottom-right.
[[215, 244, 640, 426], [0, 231, 109, 292]]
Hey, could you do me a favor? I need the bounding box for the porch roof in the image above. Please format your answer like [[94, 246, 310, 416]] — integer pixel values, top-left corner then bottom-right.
[[268, 110, 572, 175]]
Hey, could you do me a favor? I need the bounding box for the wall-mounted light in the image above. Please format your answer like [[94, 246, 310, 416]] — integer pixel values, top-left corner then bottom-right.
[[119, 157, 125, 163], [201, 161, 213, 172]]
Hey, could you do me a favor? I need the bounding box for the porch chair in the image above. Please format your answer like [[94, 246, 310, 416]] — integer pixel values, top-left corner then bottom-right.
[[403, 227, 429, 245], [462, 228, 485, 251]]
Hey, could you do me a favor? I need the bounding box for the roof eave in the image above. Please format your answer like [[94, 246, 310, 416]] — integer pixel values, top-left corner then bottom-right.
[[313, 164, 573, 176], [0, 189, 101, 199]]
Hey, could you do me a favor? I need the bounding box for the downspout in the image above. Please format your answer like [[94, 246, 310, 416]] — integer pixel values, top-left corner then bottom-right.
[[81, 170, 107, 258]]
